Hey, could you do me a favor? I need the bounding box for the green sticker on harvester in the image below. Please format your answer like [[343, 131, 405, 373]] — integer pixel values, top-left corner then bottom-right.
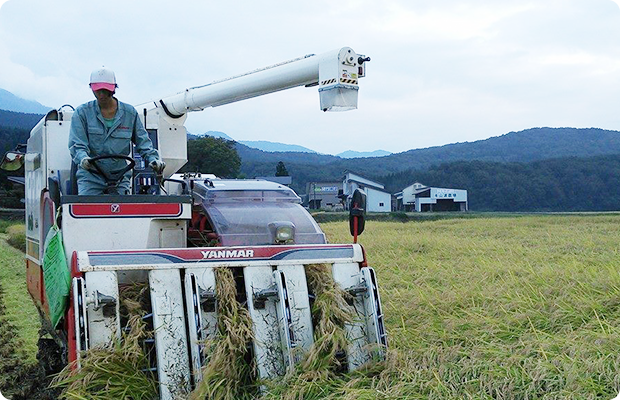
[[43, 225, 71, 328]]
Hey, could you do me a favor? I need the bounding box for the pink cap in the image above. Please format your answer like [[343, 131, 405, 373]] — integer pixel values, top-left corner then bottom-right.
[[90, 82, 117, 92]]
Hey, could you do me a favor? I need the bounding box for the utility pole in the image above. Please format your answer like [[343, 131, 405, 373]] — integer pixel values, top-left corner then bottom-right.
[[313, 183, 316, 209]]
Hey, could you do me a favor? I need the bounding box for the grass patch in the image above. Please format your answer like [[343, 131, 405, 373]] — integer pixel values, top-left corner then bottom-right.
[[6, 223, 25, 252], [0, 213, 24, 233], [0, 225, 39, 364], [0, 219, 17, 234], [0, 284, 47, 399]]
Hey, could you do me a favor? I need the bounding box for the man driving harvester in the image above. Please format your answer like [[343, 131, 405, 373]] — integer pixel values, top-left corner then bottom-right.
[[69, 66, 165, 195]]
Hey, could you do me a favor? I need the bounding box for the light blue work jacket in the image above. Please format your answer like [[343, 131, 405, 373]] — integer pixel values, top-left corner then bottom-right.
[[68, 99, 159, 195]]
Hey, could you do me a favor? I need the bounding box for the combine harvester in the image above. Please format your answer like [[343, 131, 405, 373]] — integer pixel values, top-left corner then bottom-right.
[[2, 47, 386, 399]]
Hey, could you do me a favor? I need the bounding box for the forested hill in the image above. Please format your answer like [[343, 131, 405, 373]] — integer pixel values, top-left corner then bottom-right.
[[0, 110, 43, 154], [240, 128, 620, 182], [0, 126, 29, 155], [379, 154, 620, 212], [0, 109, 44, 131], [384, 127, 620, 166], [4, 106, 620, 209], [3, 108, 620, 177]]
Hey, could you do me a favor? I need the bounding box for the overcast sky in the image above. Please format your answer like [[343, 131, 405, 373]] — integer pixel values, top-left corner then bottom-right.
[[1, 0, 620, 155]]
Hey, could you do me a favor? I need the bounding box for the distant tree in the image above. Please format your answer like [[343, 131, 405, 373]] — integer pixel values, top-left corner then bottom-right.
[[275, 161, 289, 176], [0, 126, 29, 155], [183, 137, 241, 178]]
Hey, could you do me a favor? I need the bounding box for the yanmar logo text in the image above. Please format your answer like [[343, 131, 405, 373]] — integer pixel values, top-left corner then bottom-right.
[[201, 249, 255, 259]]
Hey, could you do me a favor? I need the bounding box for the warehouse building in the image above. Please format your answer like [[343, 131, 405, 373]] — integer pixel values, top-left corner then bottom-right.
[[305, 182, 343, 210], [396, 182, 468, 212], [343, 172, 391, 213]]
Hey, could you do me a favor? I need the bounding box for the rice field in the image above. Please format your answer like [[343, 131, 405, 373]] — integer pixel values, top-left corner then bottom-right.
[[321, 214, 620, 399], [2, 214, 620, 399]]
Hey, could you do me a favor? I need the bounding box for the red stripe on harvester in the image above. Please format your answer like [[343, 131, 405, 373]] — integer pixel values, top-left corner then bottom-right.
[[71, 203, 182, 217]]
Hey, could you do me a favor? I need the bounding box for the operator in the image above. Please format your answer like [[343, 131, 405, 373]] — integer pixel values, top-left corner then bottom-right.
[[68, 66, 165, 195]]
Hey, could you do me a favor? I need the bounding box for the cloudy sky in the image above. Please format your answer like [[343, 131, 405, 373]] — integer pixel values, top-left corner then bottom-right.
[[1, 0, 620, 155]]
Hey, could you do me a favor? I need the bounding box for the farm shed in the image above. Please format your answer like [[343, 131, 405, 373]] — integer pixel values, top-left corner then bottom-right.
[[305, 181, 343, 210], [343, 172, 391, 213], [396, 182, 468, 212]]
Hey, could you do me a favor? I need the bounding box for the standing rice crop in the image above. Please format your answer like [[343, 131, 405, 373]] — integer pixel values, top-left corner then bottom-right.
[[321, 215, 620, 399]]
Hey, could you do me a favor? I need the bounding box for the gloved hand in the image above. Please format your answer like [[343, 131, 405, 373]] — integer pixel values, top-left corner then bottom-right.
[[80, 157, 94, 171], [150, 159, 166, 174]]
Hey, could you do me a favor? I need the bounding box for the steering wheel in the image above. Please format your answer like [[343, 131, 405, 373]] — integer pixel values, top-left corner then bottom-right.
[[89, 154, 136, 188]]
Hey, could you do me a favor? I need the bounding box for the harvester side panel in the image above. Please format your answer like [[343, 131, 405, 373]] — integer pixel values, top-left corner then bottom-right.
[[149, 269, 191, 399], [184, 268, 217, 384], [332, 262, 371, 371], [84, 271, 120, 347], [244, 266, 285, 379], [25, 120, 44, 263], [275, 265, 314, 367]]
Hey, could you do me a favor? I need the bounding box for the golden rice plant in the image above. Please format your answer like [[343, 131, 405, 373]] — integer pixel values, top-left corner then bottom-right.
[[189, 267, 256, 400]]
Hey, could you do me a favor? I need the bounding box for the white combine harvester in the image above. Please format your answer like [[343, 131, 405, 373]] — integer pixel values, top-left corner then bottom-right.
[[2, 47, 386, 399]]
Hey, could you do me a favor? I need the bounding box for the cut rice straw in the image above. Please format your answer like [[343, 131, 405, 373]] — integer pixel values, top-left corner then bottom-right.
[[52, 282, 158, 400], [189, 267, 256, 400], [261, 263, 388, 400]]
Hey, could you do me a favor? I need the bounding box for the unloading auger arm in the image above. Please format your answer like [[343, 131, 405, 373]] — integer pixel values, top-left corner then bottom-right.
[[136, 47, 369, 119], [134, 47, 370, 177]]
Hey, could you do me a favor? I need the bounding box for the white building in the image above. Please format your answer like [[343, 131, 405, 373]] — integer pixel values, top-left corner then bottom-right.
[[396, 182, 468, 212], [343, 172, 391, 213]]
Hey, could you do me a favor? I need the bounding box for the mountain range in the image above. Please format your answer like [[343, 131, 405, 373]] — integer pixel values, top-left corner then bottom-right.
[[3, 88, 620, 211], [0, 89, 50, 114], [236, 126, 620, 178], [237, 140, 316, 154], [337, 150, 391, 158], [3, 105, 620, 183], [197, 131, 391, 158]]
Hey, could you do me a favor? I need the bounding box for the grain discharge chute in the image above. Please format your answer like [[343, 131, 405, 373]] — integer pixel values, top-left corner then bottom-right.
[[2, 47, 386, 399]]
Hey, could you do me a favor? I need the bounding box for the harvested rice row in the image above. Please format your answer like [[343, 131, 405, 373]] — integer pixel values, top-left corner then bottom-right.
[[261, 263, 382, 400], [53, 283, 158, 400], [189, 267, 256, 400]]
